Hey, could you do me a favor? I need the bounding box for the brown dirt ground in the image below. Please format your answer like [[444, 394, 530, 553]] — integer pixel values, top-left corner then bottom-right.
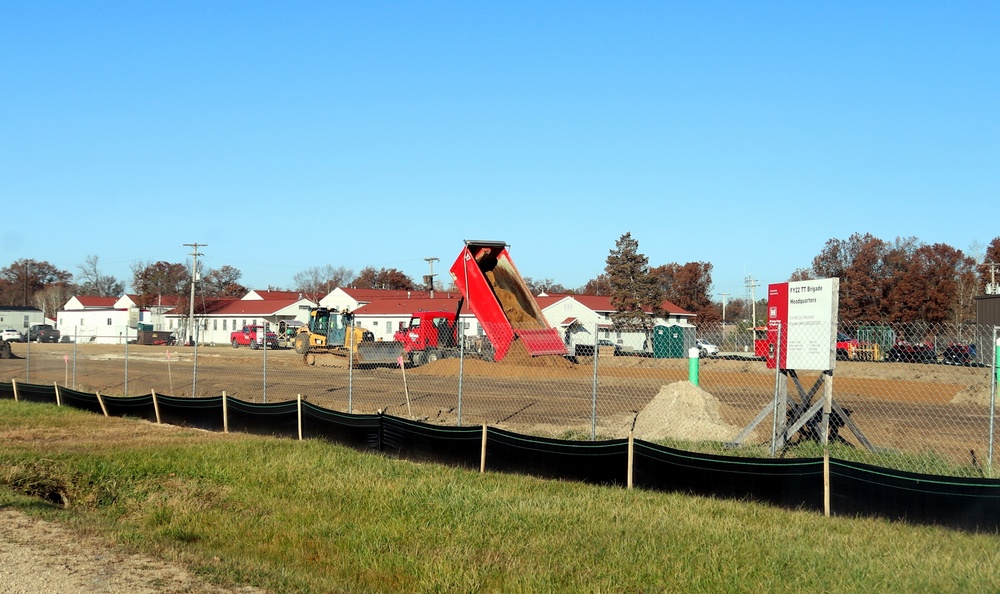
[[2, 341, 996, 464]]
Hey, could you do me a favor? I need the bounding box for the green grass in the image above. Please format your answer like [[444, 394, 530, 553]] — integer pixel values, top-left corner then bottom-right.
[[1, 399, 998, 593]]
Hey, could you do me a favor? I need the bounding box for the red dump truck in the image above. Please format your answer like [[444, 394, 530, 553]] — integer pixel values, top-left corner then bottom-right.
[[394, 241, 567, 366], [448, 240, 567, 362]]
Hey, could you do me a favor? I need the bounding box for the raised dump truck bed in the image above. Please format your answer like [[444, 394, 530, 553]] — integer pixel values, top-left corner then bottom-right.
[[449, 240, 567, 361]]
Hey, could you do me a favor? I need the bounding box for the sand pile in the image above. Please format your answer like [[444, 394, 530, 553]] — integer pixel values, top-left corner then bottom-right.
[[633, 381, 742, 442]]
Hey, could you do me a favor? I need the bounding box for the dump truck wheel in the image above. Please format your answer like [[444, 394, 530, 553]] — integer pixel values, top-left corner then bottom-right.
[[232, 338, 239, 349], [425, 349, 440, 364], [0, 341, 11, 359], [411, 351, 425, 367]]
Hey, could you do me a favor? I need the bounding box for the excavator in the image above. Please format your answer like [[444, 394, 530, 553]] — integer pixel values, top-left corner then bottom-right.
[[293, 307, 403, 366]]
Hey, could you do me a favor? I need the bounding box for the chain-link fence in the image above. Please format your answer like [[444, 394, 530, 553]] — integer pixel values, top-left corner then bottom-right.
[[3, 321, 997, 478]]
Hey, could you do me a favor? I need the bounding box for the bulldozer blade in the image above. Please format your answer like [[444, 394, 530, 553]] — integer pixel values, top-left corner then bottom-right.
[[356, 341, 405, 365]]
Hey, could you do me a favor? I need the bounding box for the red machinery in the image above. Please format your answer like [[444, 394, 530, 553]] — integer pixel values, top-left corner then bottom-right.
[[449, 240, 567, 361]]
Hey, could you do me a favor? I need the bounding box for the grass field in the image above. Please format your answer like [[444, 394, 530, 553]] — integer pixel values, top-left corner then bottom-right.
[[1, 399, 998, 593]]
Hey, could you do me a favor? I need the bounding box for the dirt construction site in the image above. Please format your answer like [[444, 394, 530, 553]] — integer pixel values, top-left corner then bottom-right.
[[2, 339, 997, 474]]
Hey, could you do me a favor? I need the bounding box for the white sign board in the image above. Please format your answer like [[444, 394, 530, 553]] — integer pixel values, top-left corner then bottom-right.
[[766, 277, 839, 370]]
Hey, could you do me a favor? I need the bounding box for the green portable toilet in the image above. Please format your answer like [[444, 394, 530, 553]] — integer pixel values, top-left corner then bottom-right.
[[653, 325, 685, 358]]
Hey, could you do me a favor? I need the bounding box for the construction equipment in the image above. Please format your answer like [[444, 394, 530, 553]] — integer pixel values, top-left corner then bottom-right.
[[449, 240, 567, 361], [294, 307, 404, 366], [394, 309, 495, 366]]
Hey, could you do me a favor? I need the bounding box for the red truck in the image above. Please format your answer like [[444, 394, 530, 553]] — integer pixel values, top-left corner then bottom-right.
[[393, 310, 497, 367], [231, 325, 279, 350]]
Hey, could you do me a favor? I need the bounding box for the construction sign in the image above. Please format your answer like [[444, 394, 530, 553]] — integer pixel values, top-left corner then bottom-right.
[[765, 278, 839, 370]]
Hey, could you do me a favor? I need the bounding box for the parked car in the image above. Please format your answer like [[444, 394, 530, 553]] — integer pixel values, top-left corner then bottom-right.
[[885, 340, 938, 364], [836, 332, 860, 360], [1, 328, 23, 342], [27, 324, 61, 343], [230, 325, 280, 350], [574, 339, 622, 357], [695, 339, 720, 357], [942, 343, 976, 366]]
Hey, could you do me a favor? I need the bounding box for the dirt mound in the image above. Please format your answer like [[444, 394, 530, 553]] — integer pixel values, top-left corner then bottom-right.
[[409, 340, 578, 378], [633, 381, 742, 442]]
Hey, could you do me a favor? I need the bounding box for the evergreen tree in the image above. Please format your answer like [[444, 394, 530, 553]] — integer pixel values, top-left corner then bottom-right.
[[605, 233, 663, 327]]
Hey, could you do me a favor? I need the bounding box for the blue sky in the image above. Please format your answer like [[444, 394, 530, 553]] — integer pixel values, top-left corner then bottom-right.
[[2, 1, 998, 302]]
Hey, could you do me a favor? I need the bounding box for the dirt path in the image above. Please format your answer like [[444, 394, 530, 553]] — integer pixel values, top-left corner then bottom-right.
[[0, 509, 266, 593]]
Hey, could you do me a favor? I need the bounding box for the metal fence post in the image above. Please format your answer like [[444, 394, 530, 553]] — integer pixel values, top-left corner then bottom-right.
[[989, 327, 998, 471], [770, 321, 783, 457], [348, 318, 354, 414], [262, 325, 268, 403], [72, 326, 77, 389], [124, 327, 129, 396], [457, 330, 464, 426], [591, 324, 599, 441]]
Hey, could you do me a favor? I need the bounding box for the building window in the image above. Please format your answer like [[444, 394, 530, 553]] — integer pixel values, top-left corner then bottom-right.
[[213, 319, 218, 330], [223, 319, 227, 330], [107, 318, 112, 325], [372, 321, 378, 326]]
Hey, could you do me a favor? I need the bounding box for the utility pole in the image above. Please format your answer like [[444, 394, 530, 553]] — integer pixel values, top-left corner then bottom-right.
[[184, 243, 206, 346], [745, 275, 759, 328], [717, 291, 730, 343], [717, 292, 730, 325], [424, 257, 439, 298], [982, 261, 1000, 295]]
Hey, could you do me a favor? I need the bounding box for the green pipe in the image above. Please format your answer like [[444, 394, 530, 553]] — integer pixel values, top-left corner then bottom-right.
[[688, 347, 700, 386]]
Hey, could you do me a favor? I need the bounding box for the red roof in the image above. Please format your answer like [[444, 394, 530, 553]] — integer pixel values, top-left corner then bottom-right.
[[339, 288, 463, 302], [354, 296, 467, 315], [535, 293, 693, 317], [74, 296, 118, 308], [248, 290, 307, 300], [212, 298, 305, 315], [127, 294, 182, 307]]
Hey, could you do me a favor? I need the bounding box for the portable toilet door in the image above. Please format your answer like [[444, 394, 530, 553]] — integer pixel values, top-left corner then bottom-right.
[[653, 325, 685, 358]]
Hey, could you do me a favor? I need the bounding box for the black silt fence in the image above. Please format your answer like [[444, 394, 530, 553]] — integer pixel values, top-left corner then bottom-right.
[[155, 394, 224, 432], [225, 398, 299, 439], [381, 415, 483, 469], [632, 440, 825, 511], [487, 428, 629, 487], [830, 459, 1000, 533], [2, 381, 999, 532], [301, 403, 381, 451], [56, 387, 103, 415]]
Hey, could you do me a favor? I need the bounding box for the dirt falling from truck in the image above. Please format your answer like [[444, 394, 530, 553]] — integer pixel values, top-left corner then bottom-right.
[[485, 269, 544, 329]]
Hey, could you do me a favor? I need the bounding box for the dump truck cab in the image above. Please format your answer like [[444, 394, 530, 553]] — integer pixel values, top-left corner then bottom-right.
[[394, 310, 461, 366]]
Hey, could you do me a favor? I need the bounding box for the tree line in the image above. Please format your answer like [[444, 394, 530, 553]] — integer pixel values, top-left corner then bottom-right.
[[2, 234, 998, 325]]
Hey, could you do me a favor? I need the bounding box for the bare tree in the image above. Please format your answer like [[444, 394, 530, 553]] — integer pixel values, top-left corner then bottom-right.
[[34, 284, 75, 323], [76, 255, 124, 297], [292, 265, 354, 295]]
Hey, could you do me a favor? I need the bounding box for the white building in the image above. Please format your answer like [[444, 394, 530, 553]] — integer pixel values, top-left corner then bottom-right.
[[536, 293, 695, 354]]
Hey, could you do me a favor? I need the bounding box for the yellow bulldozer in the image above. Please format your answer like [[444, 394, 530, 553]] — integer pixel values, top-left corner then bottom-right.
[[293, 307, 403, 366]]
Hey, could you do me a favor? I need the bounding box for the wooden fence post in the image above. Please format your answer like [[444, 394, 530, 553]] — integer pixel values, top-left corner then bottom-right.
[[151, 390, 161, 425], [223, 391, 229, 433], [96, 391, 109, 417], [627, 431, 634, 490], [480, 424, 488, 473], [54, 382, 61, 407], [297, 394, 303, 441]]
